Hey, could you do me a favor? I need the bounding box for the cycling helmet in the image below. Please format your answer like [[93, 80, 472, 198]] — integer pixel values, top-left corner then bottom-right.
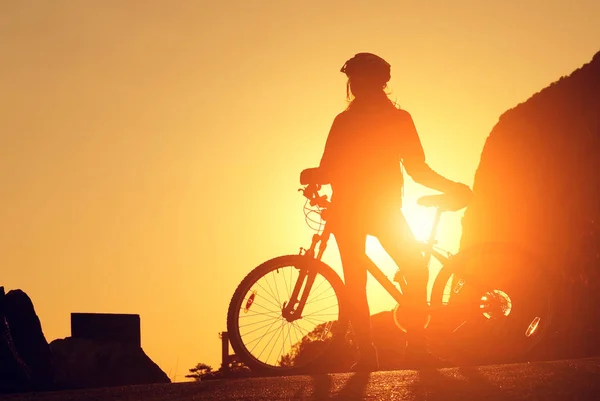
[[340, 53, 391, 83]]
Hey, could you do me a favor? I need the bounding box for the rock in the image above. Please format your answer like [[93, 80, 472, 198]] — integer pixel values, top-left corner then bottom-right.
[[49, 337, 170, 389], [462, 49, 600, 265], [370, 311, 406, 369], [0, 288, 27, 394], [1, 288, 55, 392], [460, 50, 600, 359]]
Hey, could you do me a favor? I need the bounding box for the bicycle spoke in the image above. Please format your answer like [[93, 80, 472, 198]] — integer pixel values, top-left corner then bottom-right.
[[290, 322, 300, 347], [307, 291, 337, 305], [291, 320, 310, 337], [303, 303, 337, 317], [287, 323, 294, 355], [253, 282, 283, 310], [259, 319, 285, 362], [306, 277, 328, 303], [282, 267, 292, 300], [242, 317, 282, 339], [306, 281, 333, 305], [238, 309, 281, 319], [302, 316, 329, 326], [270, 270, 282, 307], [263, 320, 283, 365], [283, 322, 297, 364], [263, 273, 279, 304], [313, 280, 333, 298], [248, 288, 281, 313], [239, 293, 282, 315], [302, 313, 338, 318], [241, 297, 281, 315], [292, 321, 313, 347], [239, 316, 283, 329], [255, 281, 281, 309], [248, 318, 281, 354], [278, 320, 288, 364]]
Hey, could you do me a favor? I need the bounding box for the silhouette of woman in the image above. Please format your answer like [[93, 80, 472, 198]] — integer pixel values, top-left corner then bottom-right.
[[302, 53, 472, 371]]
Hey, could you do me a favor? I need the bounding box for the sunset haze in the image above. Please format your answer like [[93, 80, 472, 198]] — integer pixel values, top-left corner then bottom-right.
[[1, 0, 599, 380]]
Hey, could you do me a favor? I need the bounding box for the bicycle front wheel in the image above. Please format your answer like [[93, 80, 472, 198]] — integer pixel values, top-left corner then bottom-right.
[[227, 255, 348, 375]]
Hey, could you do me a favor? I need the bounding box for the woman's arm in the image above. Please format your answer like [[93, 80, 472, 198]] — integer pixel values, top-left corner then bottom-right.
[[399, 110, 468, 193], [404, 161, 463, 193], [319, 113, 344, 175], [300, 114, 344, 185]]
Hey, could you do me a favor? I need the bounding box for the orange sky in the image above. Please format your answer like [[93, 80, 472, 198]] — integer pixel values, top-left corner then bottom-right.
[[1, 1, 599, 381]]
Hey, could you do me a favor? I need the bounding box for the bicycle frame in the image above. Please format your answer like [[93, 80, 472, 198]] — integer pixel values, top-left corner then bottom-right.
[[366, 207, 452, 306], [282, 191, 453, 320]]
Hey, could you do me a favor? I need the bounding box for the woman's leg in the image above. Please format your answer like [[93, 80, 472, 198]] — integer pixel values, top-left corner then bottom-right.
[[375, 211, 430, 351], [333, 227, 375, 357], [376, 211, 427, 305]]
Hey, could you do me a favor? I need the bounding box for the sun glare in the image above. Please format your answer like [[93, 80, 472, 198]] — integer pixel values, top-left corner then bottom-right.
[[363, 198, 462, 313], [363, 201, 442, 280], [403, 204, 438, 243]]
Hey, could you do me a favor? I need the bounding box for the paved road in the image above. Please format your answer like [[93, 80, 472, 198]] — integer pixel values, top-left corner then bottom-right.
[[2, 357, 599, 401]]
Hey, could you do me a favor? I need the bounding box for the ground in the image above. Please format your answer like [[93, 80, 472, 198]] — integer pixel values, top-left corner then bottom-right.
[[2, 357, 599, 401]]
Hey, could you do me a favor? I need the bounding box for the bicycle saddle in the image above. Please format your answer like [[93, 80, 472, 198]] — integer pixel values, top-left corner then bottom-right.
[[300, 167, 330, 186], [417, 193, 470, 212]]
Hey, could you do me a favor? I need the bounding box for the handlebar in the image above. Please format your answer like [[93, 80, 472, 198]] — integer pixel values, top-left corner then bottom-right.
[[300, 166, 472, 212], [300, 185, 471, 212], [299, 184, 331, 208]]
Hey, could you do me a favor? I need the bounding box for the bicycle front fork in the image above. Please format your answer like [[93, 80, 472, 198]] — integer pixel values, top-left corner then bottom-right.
[[281, 264, 317, 322], [282, 230, 330, 322]]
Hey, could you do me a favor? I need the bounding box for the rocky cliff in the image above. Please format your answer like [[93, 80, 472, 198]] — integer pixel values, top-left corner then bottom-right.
[[461, 50, 600, 357]]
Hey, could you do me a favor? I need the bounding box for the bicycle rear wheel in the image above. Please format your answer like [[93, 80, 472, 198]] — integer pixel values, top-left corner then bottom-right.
[[227, 255, 349, 375], [429, 243, 553, 364]]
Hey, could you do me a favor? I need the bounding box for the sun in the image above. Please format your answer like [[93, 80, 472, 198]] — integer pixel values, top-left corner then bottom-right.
[[364, 196, 465, 312], [363, 203, 440, 282], [363, 195, 443, 274], [401, 201, 440, 243]]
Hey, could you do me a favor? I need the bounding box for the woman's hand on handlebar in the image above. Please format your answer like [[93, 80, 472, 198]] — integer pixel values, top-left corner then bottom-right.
[[452, 182, 473, 203], [299, 183, 330, 208], [299, 167, 331, 208], [299, 183, 320, 198]]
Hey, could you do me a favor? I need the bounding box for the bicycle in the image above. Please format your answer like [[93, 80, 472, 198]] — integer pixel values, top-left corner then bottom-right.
[[227, 172, 554, 374]]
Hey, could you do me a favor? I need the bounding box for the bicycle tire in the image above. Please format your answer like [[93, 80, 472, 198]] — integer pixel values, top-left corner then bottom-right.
[[227, 255, 349, 375], [429, 242, 554, 364]]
